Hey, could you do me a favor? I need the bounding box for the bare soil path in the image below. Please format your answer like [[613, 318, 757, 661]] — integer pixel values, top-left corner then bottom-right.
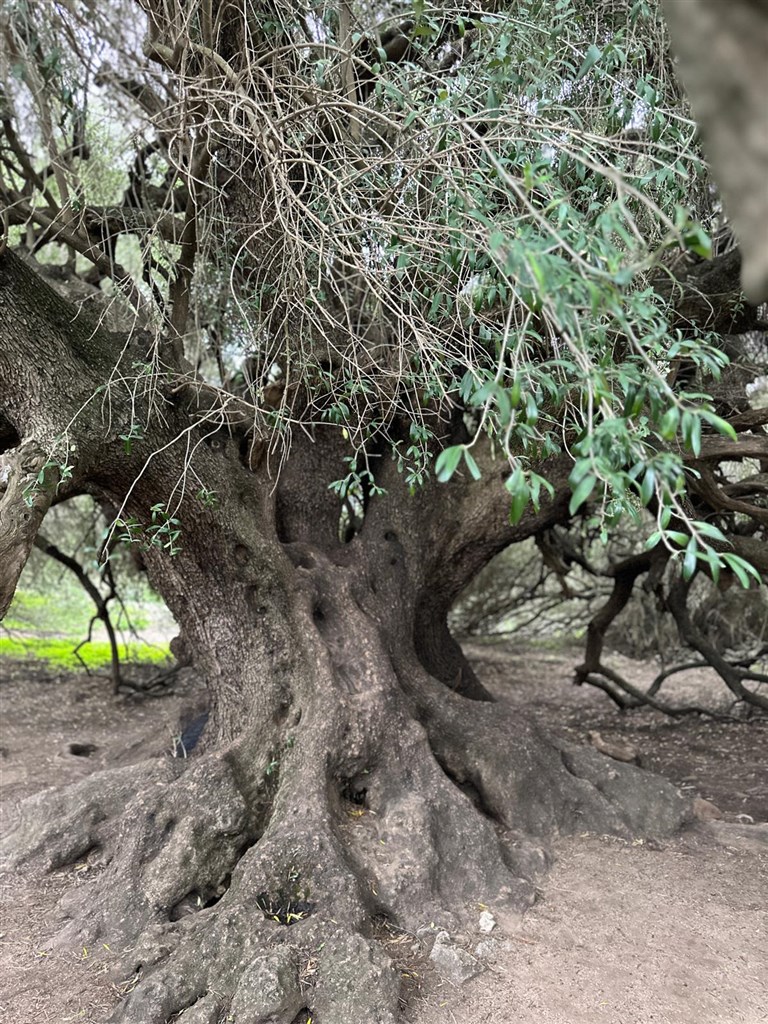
[[1, 643, 766, 1024]]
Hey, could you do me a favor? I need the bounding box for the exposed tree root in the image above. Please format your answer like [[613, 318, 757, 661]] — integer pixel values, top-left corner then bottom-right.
[[1, 536, 693, 1021], [579, 665, 727, 718], [1, 761, 181, 873], [1, 671, 693, 1024], [403, 663, 692, 839]]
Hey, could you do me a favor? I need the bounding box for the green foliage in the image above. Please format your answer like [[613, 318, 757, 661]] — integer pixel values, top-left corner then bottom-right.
[[329, 460, 386, 503], [4, 587, 94, 635], [332, 1, 742, 579], [119, 422, 144, 455], [22, 450, 75, 507], [392, 422, 436, 491], [196, 486, 219, 509], [172, 0, 711, 441], [209, 0, 723, 553], [116, 504, 182, 555]]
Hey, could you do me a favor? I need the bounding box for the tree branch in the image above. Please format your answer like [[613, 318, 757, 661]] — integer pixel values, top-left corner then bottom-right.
[[694, 434, 768, 461], [367, 433, 573, 607], [0, 187, 152, 319], [574, 550, 659, 686], [691, 463, 768, 527], [666, 573, 768, 711]]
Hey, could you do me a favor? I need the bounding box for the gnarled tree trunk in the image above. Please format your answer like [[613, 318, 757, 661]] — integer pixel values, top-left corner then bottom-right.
[[0, 249, 691, 1023]]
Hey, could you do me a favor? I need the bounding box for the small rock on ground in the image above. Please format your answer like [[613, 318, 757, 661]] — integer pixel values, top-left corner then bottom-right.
[[429, 935, 483, 985]]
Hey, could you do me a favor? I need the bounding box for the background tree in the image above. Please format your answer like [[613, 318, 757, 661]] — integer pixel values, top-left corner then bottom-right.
[[2, 491, 174, 690], [1, 2, 766, 1021], [451, 519, 768, 715]]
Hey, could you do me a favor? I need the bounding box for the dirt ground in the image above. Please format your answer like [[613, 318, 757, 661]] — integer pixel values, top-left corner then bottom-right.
[[0, 642, 766, 1024]]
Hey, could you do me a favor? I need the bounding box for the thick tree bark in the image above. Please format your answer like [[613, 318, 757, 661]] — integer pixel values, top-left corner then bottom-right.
[[0, 249, 693, 1023], [1, 544, 692, 1023]]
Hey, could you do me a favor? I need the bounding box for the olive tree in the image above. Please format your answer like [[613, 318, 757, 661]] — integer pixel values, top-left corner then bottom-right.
[[1, 2, 765, 1020]]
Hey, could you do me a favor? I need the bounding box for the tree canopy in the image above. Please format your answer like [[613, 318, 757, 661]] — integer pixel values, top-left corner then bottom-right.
[[1, 0, 763, 555]]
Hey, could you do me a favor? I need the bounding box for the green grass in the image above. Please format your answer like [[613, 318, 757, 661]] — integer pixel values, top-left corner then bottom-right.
[[0, 636, 171, 671], [2, 584, 172, 671]]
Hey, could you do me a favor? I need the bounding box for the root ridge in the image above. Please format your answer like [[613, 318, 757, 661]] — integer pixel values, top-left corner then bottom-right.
[[4, 657, 693, 1024]]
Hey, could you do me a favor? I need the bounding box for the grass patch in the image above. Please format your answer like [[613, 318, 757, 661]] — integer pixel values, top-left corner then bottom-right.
[[0, 636, 171, 671]]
